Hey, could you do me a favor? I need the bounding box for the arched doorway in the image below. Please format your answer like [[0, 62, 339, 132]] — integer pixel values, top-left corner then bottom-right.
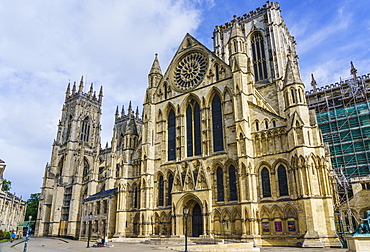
[[192, 203, 203, 237]]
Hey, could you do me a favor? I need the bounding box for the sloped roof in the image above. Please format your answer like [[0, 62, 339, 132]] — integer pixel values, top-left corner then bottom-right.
[[84, 188, 118, 202]]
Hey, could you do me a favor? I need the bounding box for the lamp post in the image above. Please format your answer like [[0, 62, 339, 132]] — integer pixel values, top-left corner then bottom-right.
[[183, 205, 189, 252], [86, 212, 93, 248], [23, 216, 32, 252]]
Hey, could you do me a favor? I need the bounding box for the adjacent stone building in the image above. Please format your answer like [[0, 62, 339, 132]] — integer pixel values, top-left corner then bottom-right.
[[36, 2, 340, 247], [0, 159, 27, 235]]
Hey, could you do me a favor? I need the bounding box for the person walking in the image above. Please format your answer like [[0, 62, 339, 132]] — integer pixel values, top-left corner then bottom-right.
[[11, 231, 16, 242]]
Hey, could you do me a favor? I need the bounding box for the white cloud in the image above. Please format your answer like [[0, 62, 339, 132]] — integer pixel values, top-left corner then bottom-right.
[[0, 0, 205, 198]]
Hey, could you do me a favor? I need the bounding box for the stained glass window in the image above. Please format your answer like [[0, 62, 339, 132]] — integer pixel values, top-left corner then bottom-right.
[[261, 167, 271, 197], [278, 165, 289, 196], [80, 117, 90, 142], [212, 95, 224, 152], [158, 176, 164, 206], [168, 109, 176, 161], [167, 174, 173, 205], [187, 100, 202, 157], [217, 167, 224, 201], [251, 33, 268, 82], [229, 165, 238, 201]]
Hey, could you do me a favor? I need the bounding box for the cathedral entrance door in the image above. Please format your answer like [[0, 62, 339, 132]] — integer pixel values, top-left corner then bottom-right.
[[192, 203, 203, 237]]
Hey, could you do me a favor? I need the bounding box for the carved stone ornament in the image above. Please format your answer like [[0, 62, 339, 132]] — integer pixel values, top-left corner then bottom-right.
[[173, 51, 207, 91]]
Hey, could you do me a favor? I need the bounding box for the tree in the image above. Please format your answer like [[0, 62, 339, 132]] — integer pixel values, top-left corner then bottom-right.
[[25, 193, 41, 232], [1, 179, 11, 191]]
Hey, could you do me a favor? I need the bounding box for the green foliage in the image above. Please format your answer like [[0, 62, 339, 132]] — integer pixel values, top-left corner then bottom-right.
[[0, 230, 10, 239], [1, 179, 11, 191], [25, 193, 41, 230]]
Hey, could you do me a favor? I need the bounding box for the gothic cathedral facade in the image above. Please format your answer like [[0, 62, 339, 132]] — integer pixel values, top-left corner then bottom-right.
[[36, 2, 340, 247]]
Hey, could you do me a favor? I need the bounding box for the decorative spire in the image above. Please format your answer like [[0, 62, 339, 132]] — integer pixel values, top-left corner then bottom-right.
[[93, 91, 96, 100], [121, 105, 125, 117], [65, 82, 71, 100], [89, 83, 93, 98], [229, 15, 244, 39], [78, 75, 84, 92], [350, 61, 357, 79], [136, 106, 139, 120], [149, 53, 162, 75], [310, 73, 317, 93], [115, 106, 119, 119], [98, 86, 103, 103], [128, 101, 132, 117], [72, 81, 76, 94]]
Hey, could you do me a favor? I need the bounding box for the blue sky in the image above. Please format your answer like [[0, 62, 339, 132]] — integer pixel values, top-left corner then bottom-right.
[[0, 0, 369, 199]]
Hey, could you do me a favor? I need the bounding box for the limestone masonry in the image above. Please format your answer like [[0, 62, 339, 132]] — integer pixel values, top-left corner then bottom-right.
[[36, 2, 341, 247]]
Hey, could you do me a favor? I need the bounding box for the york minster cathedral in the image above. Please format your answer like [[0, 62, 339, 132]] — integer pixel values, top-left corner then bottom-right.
[[36, 2, 340, 247]]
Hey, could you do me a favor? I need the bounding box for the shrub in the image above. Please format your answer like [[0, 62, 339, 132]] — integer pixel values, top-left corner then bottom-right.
[[4, 231, 10, 239]]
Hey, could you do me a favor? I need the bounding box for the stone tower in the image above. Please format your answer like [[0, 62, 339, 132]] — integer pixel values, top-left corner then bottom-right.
[[35, 77, 103, 237], [36, 2, 340, 248]]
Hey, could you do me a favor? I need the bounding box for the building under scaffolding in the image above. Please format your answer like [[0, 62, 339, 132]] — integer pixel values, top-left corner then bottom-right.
[[305, 62, 370, 237]]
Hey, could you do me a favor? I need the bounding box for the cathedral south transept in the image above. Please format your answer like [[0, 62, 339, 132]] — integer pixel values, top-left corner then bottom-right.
[[36, 2, 340, 247]]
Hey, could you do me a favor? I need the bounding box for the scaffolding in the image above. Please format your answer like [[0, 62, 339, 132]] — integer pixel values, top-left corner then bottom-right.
[[306, 72, 370, 178], [305, 69, 370, 240]]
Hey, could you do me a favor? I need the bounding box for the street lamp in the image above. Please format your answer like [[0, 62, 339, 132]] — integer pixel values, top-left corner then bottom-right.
[[23, 216, 32, 252], [183, 205, 189, 252], [86, 212, 93, 248]]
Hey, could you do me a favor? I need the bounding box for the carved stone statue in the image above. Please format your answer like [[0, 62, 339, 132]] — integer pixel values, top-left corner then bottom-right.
[[352, 210, 370, 235]]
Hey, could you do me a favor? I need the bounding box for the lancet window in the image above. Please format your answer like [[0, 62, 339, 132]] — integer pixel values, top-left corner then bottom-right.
[[217, 167, 224, 201], [251, 33, 268, 82], [65, 115, 72, 142], [83, 158, 89, 182], [229, 165, 238, 201], [167, 173, 174, 205], [212, 95, 224, 152], [158, 175, 164, 206], [80, 116, 90, 142], [278, 165, 289, 196], [168, 109, 176, 161], [261, 167, 271, 197], [133, 184, 139, 209], [186, 99, 201, 157]]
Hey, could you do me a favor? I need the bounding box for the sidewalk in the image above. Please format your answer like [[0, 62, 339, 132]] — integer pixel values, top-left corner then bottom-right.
[[0, 237, 171, 252], [0, 237, 347, 252]]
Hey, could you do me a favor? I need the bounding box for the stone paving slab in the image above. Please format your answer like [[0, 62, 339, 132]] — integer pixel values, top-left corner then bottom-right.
[[0, 237, 348, 252]]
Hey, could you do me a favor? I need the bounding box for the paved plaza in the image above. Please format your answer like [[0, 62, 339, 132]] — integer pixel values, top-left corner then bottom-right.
[[0, 237, 347, 252]]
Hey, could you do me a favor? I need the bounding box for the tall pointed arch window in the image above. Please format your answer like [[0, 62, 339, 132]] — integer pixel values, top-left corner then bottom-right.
[[167, 173, 174, 206], [133, 184, 139, 209], [261, 167, 271, 197], [278, 165, 289, 196], [80, 116, 90, 142], [212, 95, 224, 152], [83, 158, 89, 182], [216, 167, 224, 201], [186, 99, 201, 157], [229, 165, 238, 201], [58, 157, 64, 177], [251, 33, 268, 82], [158, 175, 164, 206], [168, 109, 176, 161], [65, 115, 72, 143]]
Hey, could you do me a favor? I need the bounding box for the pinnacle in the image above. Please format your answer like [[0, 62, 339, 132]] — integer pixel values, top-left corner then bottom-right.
[[149, 53, 162, 75]]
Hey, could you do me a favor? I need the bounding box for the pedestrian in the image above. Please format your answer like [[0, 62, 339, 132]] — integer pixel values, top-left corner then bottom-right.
[[11, 232, 16, 243], [104, 236, 108, 246]]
